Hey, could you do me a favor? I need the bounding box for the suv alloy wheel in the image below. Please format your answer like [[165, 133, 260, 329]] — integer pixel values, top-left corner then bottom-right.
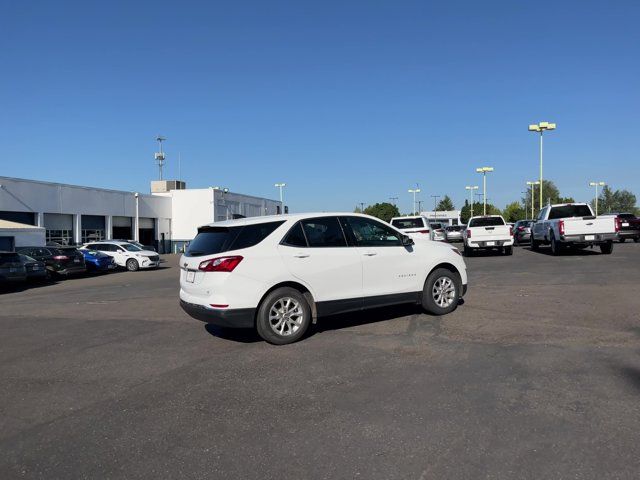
[[256, 287, 312, 345]]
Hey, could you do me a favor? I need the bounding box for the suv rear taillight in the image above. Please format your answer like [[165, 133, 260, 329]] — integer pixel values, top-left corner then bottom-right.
[[417, 229, 430, 234], [198, 256, 243, 272], [518, 226, 524, 231], [53, 255, 69, 261], [509, 226, 513, 236], [466, 229, 471, 238], [559, 220, 565, 236], [615, 218, 621, 232]]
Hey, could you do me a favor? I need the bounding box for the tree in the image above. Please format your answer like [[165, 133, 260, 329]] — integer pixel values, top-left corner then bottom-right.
[[502, 201, 526, 223], [460, 200, 501, 224], [436, 195, 455, 211], [523, 179, 562, 209], [591, 186, 638, 214], [363, 202, 400, 223]]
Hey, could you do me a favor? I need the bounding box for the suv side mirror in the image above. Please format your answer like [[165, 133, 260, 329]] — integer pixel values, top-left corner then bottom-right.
[[402, 235, 414, 246]]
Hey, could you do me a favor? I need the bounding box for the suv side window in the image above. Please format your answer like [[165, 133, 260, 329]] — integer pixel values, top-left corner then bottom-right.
[[343, 216, 402, 247], [300, 217, 347, 247]]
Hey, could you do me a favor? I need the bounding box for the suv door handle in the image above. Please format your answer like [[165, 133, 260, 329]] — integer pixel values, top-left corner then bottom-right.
[[362, 251, 377, 256], [293, 252, 310, 258]]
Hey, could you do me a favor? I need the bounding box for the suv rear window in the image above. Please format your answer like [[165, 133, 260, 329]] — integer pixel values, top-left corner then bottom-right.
[[548, 205, 593, 220], [468, 217, 505, 227], [391, 218, 424, 229], [185, 221, 285, 257]]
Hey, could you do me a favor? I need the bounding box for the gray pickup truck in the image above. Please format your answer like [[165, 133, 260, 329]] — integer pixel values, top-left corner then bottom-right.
[[531, 203, 617, 255]]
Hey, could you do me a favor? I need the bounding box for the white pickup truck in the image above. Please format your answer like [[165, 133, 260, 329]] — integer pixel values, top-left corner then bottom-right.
[[463, 215, 513, 256], [530, 203, 618, 255]]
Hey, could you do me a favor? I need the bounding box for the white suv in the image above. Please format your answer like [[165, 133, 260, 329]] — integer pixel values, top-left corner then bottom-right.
[[180, 213, 468, 345], [390, 216, 431, 238], [82, 240, 160, 271]]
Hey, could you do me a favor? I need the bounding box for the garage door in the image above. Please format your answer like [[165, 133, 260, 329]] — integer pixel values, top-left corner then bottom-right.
[[44, 213, 73, 245], [82, 215, 106, 243], [112, 216, 132, 240], [138, 217, 155, 248]]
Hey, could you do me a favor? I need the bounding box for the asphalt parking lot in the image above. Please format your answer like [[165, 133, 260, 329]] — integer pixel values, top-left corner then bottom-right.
[[1, 243, 640, 479]]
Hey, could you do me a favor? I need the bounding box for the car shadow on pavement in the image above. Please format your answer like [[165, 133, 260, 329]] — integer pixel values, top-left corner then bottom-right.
[[313, 303, 425, 334], [613, 366, 640, 393], [529, 246, 602, 256], [204, 300, 466, 344], [204, 323, 261, 343], [0, 279, 57, 294]]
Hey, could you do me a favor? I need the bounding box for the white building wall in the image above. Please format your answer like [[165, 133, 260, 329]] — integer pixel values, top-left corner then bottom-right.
[[169, 188, 215, 242], [0, 177, 172, 244], [0, 228, 46, 248]]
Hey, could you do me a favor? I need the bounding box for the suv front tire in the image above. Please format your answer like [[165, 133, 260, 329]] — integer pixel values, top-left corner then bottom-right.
[[422, 268, 461, 315]]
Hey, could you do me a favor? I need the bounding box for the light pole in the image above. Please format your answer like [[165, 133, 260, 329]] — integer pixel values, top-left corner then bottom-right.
[[476, 167, 494, 215], [134, 192, 139, 242], [465, 186, 478, 219], [528, 121, 556, 210], [526, 181, 540, 219], [359, 202, 365, 212], [589, 181, 605, 215], [431, 195, 440, 220], [389, 196, 399, 207], [417, 200, 424, 213], [274, 183, 286, 213], [408, 188, 421, 215]]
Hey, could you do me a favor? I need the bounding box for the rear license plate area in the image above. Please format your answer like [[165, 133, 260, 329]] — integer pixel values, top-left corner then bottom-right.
[[186, 270, 196, 283], [585, 235, 595, 241], [486, 241, 495, 246]]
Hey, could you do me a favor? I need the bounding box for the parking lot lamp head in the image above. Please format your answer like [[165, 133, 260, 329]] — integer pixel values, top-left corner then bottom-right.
[[529, 122, 556, 210]]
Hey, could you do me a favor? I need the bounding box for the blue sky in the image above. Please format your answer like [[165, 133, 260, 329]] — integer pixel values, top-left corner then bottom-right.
[[1, 0, 638, 213]]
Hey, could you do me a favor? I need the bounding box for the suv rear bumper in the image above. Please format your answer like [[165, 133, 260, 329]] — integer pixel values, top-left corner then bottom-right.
[[57, 266, 87, 276], [180, 300, 255, 328]]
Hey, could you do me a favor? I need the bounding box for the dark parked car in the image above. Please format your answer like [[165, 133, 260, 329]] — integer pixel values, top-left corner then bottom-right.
[[18, 254, 48, 281], [80, 249, 116, 272], [16, 246, 86, 278], [611, 213, 640, 243], [513, 220, 534, 245], [0, 252, 27, 285]]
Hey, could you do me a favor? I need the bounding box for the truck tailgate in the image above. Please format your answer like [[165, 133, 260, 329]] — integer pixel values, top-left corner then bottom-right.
[[469, 225, 511, 240], [563, 217, 616, 236]]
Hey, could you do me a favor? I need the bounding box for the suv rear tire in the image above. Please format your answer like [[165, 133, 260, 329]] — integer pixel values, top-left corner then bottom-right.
[[422, 268, 461, 316], [256, 287, 312, 345]]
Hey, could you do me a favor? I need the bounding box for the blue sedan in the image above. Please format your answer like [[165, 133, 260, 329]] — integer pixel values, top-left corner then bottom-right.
[[80, 249, 116, 272]]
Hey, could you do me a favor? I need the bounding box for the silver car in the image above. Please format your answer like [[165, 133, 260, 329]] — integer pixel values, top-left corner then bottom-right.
[[445, 225, 464, 242]]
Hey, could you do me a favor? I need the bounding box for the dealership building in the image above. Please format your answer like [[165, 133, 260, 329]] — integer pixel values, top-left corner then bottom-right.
[[0, 176, 282, 253]]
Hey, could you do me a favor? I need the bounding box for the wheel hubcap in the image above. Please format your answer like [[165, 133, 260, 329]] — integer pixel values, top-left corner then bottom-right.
[[432, 276, 456, 308], [269, 297, 304, 337]]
